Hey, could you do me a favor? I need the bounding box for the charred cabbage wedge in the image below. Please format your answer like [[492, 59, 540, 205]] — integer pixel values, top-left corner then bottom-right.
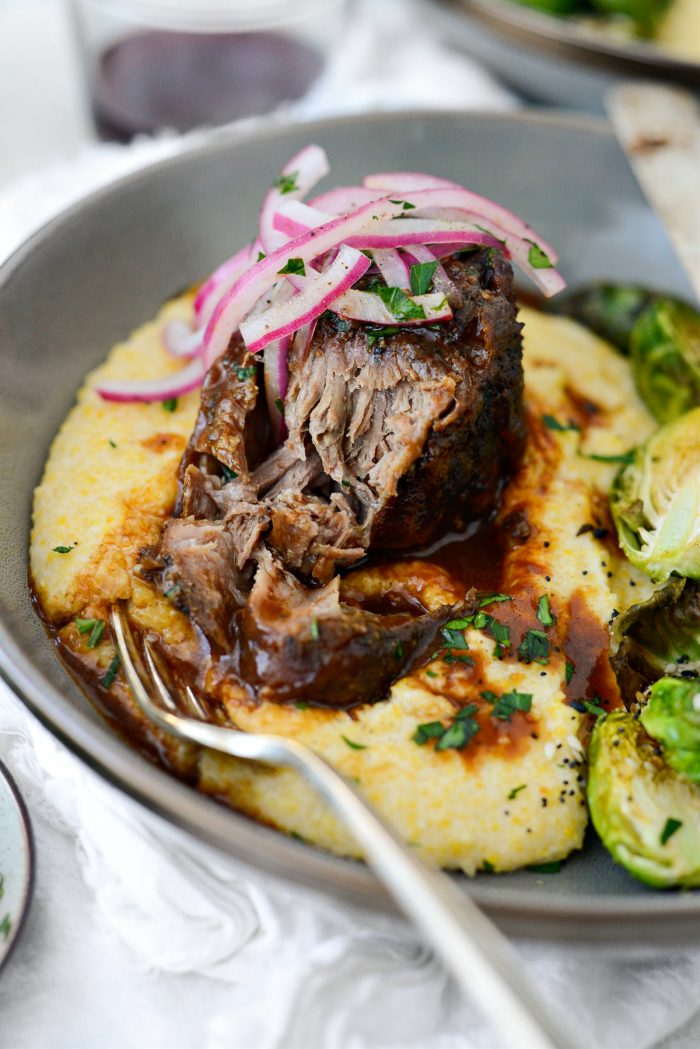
[[610, 578, 700, 701], [641, 678, 700, 786], [609, 407, 700, 582], [588, 711, 700, 888]]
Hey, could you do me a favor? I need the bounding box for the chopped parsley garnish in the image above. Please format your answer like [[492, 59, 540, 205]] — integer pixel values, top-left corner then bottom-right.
[[221, 466, 238, 482], [413, 703, 480, 751], [528, 861, 561, 874], [342, 735, 367, 750], [310, 617, 320, 641], [527, 242, 553, 270], [323, 310, 352, 333], [542, 414, 580, 433], [275, 397, 284, 414], [366, 325, 399, 351], [52, 545, 74, 554], [481, 689, 532, 721], [389, 199, 416, 210], [108, 439, 117, 448], [278, 257, 305, 276], [508, 784, 527, 800], [481, 859, 495, 873], [101, 655, 120, 689], [536, 594, 555, 629], [234, 365, 256, 381], [425, 669, 438, 679], [409, 260, 438, 297], [290, 830, 306, 843], [257, 250, 266, 262], [478, 593, 511, 608], [518, 629, 550, 665], [445, 617, 472, 630], [0, 914, 11, 940], [75, 618, 96, 634], [375, 286, 425, 321], [585, 451, 635, 465], [565, 660, 575, 685], [661, 818, 683, 846], [162, 398, 178, 413], [473, 611, 511, 658], [441, 626, 469, 651], [295, 700, 309, 710], [274, 171, 298, 194], [394, 641, 404, 661], [582, 698, 607, 718]]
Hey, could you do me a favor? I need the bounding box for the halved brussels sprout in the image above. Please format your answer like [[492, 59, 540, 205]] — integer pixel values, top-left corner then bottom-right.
[[551, 283, 656, 354], [610, 578, 700, 701], [588, 710, 700, 887], [630, 300, 700, 424], [610, 407, 700, 582], [641, 677, 700, 786], [590, 0, 672, 34]]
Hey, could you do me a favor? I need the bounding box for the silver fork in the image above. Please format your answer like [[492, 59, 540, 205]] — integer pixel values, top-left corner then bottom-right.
[[111, 606, 577, 1049]]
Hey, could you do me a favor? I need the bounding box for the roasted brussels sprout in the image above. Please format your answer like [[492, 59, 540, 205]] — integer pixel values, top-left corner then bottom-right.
[[590, 0, 672, 34], [610, 407, 700, 582], [588, 710, 700, 888], [551, 283, 656, 354], [630, 300, 700, 424], [641, 677, 700, 786], [610, 578, 700, 701]]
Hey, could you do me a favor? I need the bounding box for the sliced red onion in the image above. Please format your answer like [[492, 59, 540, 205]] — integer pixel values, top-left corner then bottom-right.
[[372, 248, 410, 289], [403, 244, 461, 308], [272, 199, 332, 241], [263, 337, 290, 443], [294, 318, 317, 361], [345, 218, 504, 251], [364, 177, 558, 263], [334, 289, 452, 326], [193, 241, 257, 324], [161, 318, 204, 359], [95, 357, 205, 403], [203, 196, 405, 367], [240, 245, 371, 354], [258, 144, 330, 254], [309, 186, 384, 213]]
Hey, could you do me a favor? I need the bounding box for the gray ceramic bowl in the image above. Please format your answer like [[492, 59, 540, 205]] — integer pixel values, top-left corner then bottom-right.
[[0, 110, 697, 945], [433, 0, 700, 112]]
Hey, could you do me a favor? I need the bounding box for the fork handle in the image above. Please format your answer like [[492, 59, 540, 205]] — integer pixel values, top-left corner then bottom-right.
[[266, 737, 578, 1049]]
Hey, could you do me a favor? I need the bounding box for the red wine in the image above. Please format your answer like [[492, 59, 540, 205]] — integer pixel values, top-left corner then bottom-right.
[[92, 30, 324, 141]]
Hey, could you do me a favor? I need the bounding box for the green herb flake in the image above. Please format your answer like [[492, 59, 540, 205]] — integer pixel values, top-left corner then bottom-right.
[[565, 660, 575, 685], [101, 655, 120, 689], [443, 652, 474, 666], [162, 398, 178, 413], [52, 545, 75, 554], [409, 260, 438, 297], [478, 593, 511, 608], [527, 242, 553, 270], [0, 873, 4, 899], [536, 594, 556, 629], [310, 617, 320, 641], [277, 257, 306, 276], [108, 439, 117, 449], [508, 784, 527, 800], [256, 250, 266, 262], [441, 626, 469, 651], [445, 617, 473, 629], [518, 629, 551, 666], [0, 914, 11, 940], [394, 640, 405, 661], [275, 397, 284, 414], [661, 818, 683, 846], [543, 414, 580, 433], [389, 199, 416, 210], [412, 721, 446, 745], [234, 365, 257, 381], [366, 325, 399, 351], [375, 286, 425, 322], [290, 830, 306, 843], [221, 466, 238, 482], [163, 585, 180, 599], [436, 706, 480, 751], [274, 171, 298, 195], [75, 618, 97, 635], [528, 861, 561, 874], [295, 700, 309, 710], [425, 669, 438, 679], [86, 620, 105, 649], [583, 698, 607, 718], [342, 735, 367, 750], [481, 860, 495, 873], [482, 689, 533, 721], [585, 451, 635, 465]]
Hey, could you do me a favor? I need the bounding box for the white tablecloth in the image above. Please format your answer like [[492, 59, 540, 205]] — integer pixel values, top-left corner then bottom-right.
[[2, 2, 700, 1047]]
